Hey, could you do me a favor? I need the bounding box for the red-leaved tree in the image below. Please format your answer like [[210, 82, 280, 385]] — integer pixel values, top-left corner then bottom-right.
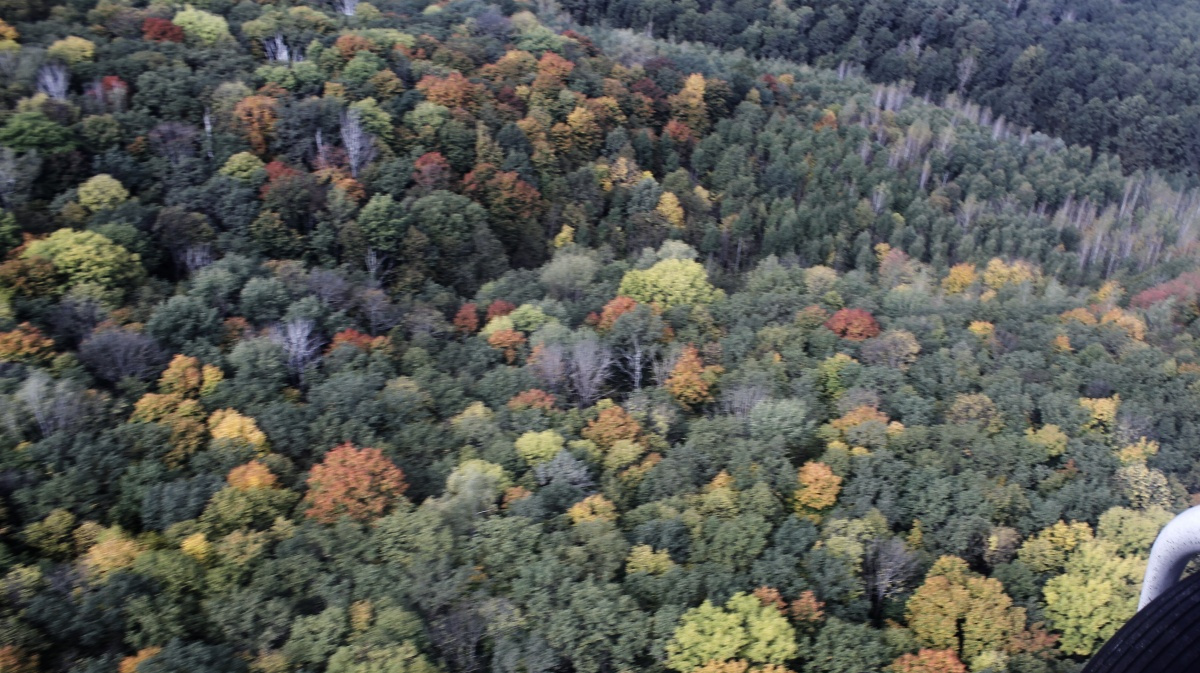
[[303, 443, 408, 523], [142, 17, 184, 43], [485, 299, 516, 322], [453, 303, 479, 334]]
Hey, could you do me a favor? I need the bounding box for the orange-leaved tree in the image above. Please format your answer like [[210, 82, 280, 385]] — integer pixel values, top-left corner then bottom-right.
[[508, 389, 556, 411], [794, 461, 841, 522], [596, 295, 638, 332], [824, 308, 880, 341], [666, 344, 723, 409], [582, 405, 643, 449], [0, 322, 55, 363], [487, 328, 526, 364], [233, 95, 277, 156], [304, 443, 408, 523], [890, 649, 967, 673]]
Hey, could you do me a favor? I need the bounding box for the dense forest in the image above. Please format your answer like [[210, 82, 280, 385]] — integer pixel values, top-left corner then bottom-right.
[[561, 0, 1200, 175], [1, 0, 1200, 672]]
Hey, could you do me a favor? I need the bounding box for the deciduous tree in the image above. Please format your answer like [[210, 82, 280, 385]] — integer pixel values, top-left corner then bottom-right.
[[304, 443, 409, 523]]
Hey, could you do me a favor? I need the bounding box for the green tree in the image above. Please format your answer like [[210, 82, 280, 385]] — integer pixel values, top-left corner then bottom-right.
[[328, 642, 440, 673], [0, 112, 74, 152]]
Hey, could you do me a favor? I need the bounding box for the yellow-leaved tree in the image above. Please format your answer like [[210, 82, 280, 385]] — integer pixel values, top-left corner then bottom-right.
[[665, 592, 796, 672], [905, 556, 1027, 664], [618, 258, 723, 309]]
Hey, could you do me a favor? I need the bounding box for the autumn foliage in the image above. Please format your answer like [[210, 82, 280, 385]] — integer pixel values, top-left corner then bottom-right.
[[0, 646, 39, 673], [142, 17, 184, 43], [412, 152, 452, 191], [304, 443, 408, 523], [485, 299, 517, 321], [416, 72, 486, 111], [582, 405, 643, 449], [666, 344, 723, 409], [824, 308, 881, 340], [905, 556, 1028, 662], [329, 328, 389, 353], [794, 462, 842, 521], [453, 303, 480, 334], [789, 590, 825, 623], [159, 354, 202, 396], [227, 461, 279, 490], [0, 322, 55, 363], [487, 328, 526, 363], [508, 389, 556, 411], [890, 649, 967, 673], [596, 295, 638, 332], [234, 95, 277, 155], [1131, 270, 1200, 309]]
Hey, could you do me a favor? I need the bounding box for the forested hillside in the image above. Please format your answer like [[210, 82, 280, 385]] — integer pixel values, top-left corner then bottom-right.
[[562, 0, 1200, 174], [1, 0, 1199, 672]]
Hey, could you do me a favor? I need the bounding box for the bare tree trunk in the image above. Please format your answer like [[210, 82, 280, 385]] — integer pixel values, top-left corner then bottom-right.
[[957, 53, 977, 96], [18, 372, 85, 438], [263, 33, 291, 62], [37, 64, 68, 100], [530, 342, 569, 396], [568, 337, 611, 407], [341, 108, 377, 178], [0, 148, 41, 209], [203, 108, 215, 160], [614, 332, 650, 391], [270, 318, 324, 379]]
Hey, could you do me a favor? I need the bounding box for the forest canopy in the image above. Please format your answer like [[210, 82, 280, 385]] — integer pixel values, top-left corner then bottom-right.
[[0, 0, 1198, 672]]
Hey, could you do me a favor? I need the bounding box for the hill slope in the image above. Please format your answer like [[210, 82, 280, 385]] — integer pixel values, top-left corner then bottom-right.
[[0, 1, 1198, 673]]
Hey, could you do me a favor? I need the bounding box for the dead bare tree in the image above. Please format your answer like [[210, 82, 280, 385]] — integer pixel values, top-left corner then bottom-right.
[[651, 343, 683, 387], [269, 318, 324, 378], [340, 107, 377, 178], [79, 327, 167, 383], [36, 64, 68, 100], [567, 336, 611, 407], [611, 329, 650, 391], [863, 538, 919, 618], [357, 288, 401, 335], [956, 53, 977, 96], [720, 384, 769, 421], [429, 605, 486, 673], [18, 372, 87, 438], [307, 268, 353, 310], [149, 122, 199, 165], [0, 148, 41, 209], [529, 341, 569, 395], [184, 245, 214, 274], [365, 248, 391, 285], [263, 33, 292, 62]]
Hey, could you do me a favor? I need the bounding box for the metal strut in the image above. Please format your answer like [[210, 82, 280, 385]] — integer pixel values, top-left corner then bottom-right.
[[1139, 505, 1200, 610]]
